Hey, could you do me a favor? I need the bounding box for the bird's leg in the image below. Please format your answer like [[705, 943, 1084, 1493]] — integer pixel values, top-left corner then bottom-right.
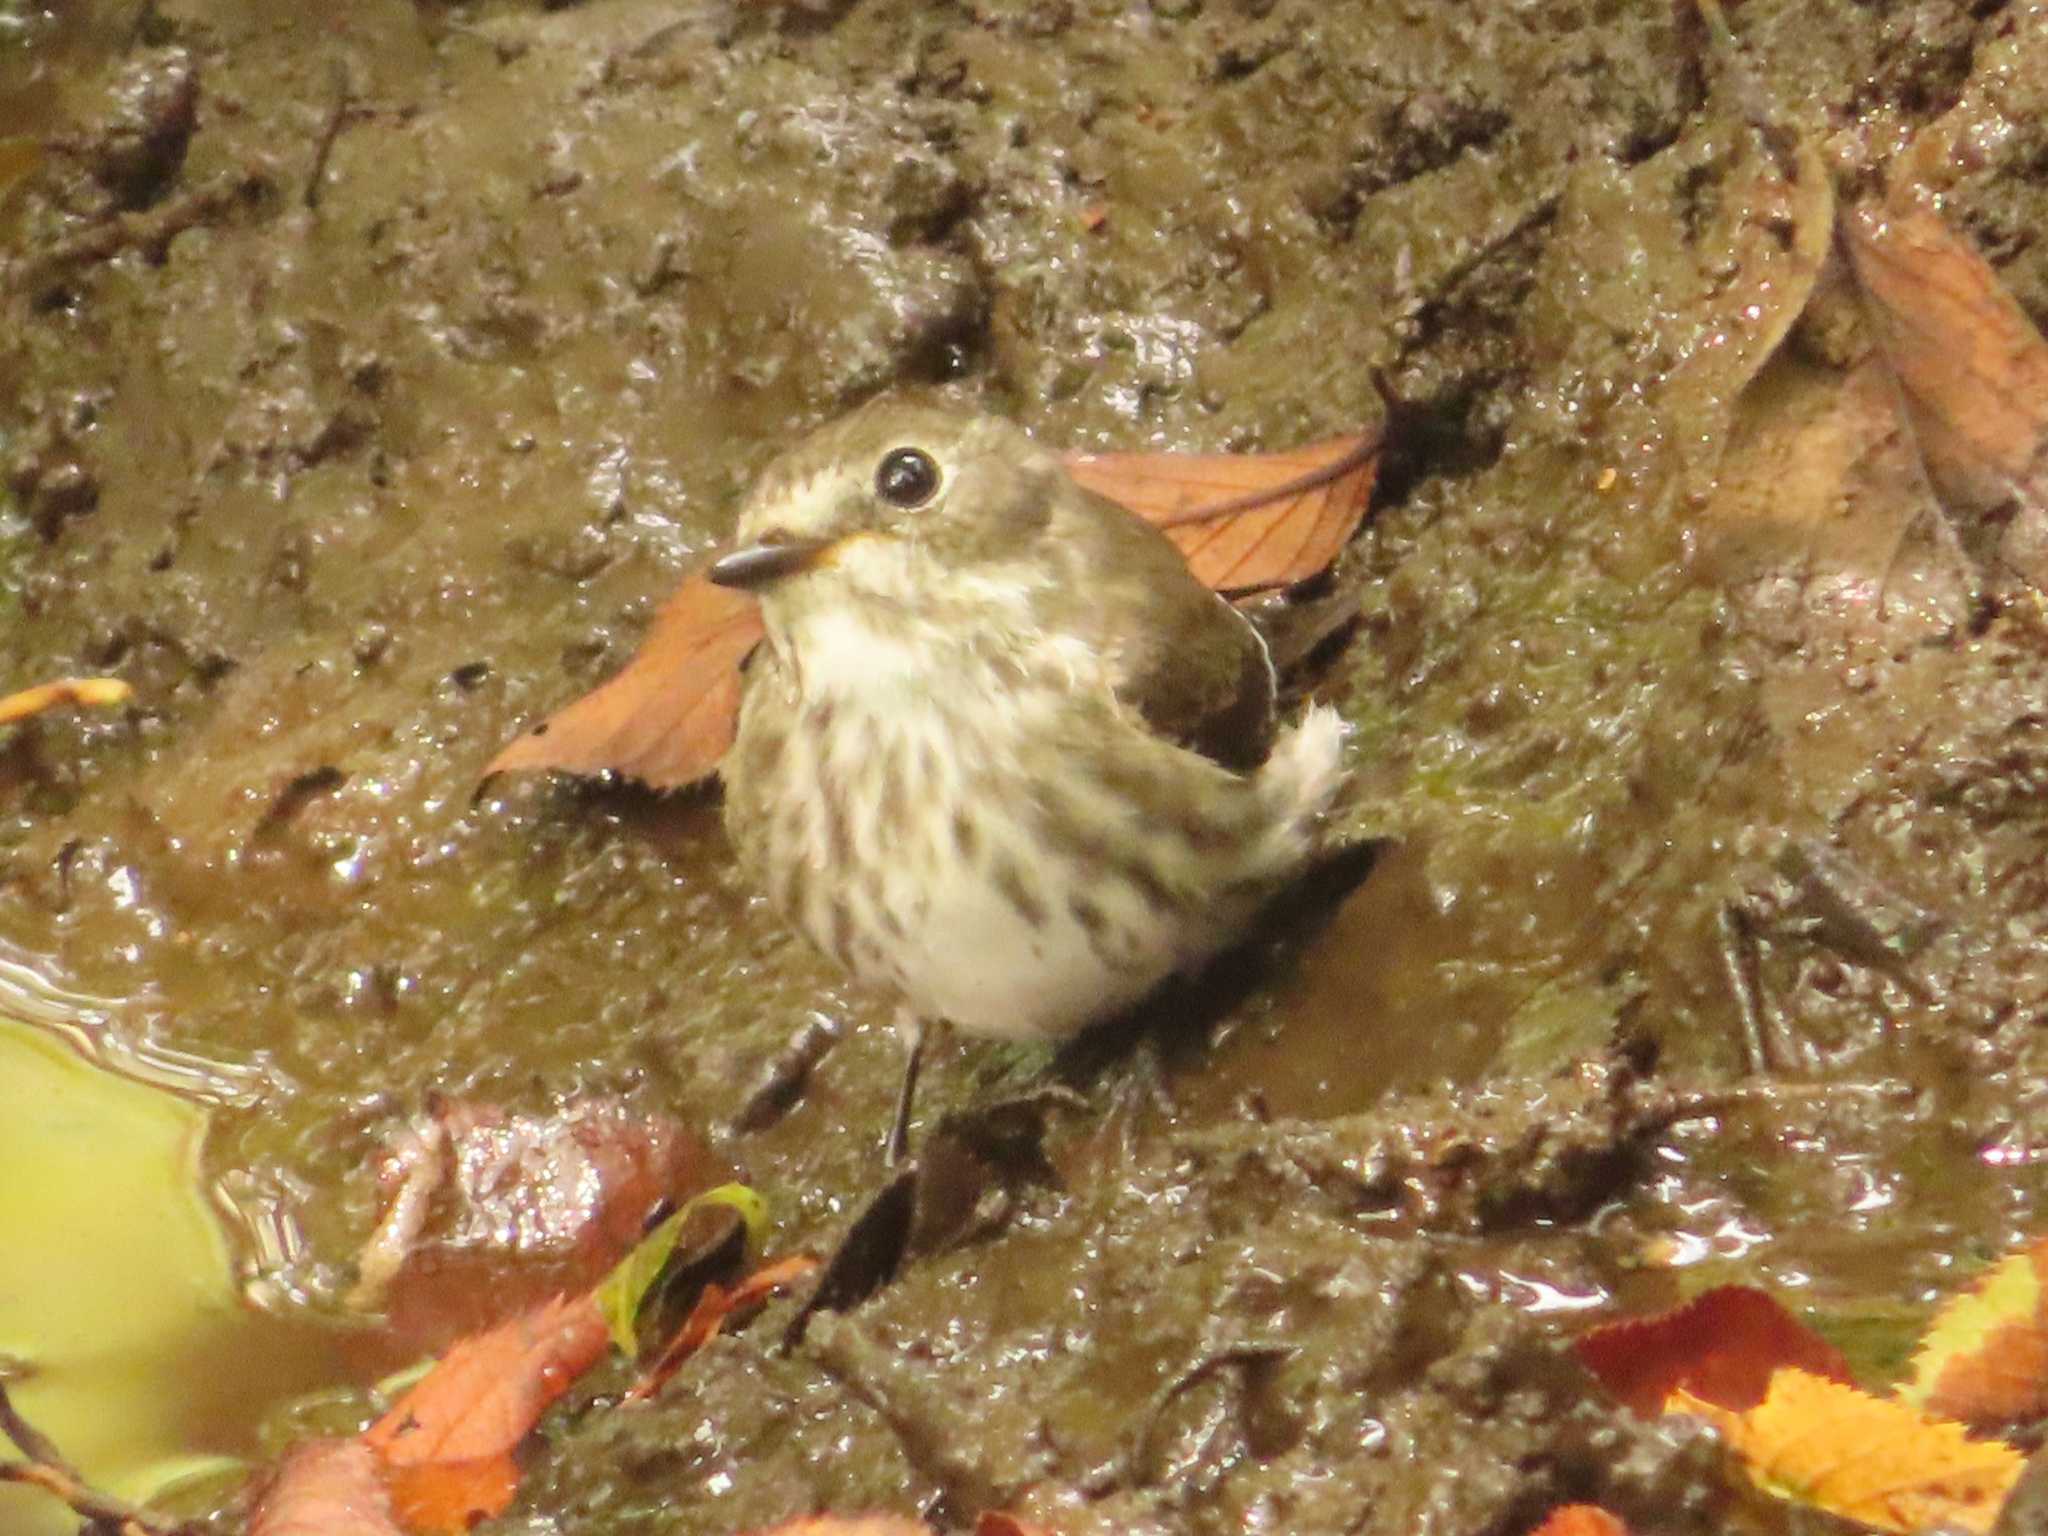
[[887, 1011, 929, 1164]]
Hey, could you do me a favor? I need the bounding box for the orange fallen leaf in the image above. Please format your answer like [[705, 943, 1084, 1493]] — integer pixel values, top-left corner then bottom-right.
[[0, 676, 132, 726], [250, 1440, 403, 1536], [488, 433, 1378, 791], [1064, 432, 1379, 593], [1898, 1235, 2048, 1428], [1572, 1284, 1853, 1417], [484, 571, 759, 791], [1841, 197, 2048, 591], [1525, 1506, 1631, 1536], [363, 1292, 610, 1534], [626, 1252, 818, 1401], [1669, 1367, 2020, 1535], [382, 1457, 519, 1536]]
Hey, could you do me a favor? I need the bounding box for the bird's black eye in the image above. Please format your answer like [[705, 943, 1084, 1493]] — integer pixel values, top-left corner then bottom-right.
[[875, 446, 940, 508]]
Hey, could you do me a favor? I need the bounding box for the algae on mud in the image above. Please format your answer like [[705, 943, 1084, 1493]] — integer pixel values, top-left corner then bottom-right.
[[4, 0, 2048, 1532]]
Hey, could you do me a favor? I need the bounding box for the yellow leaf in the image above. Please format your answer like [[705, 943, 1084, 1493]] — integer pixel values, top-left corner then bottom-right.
[[1668, 1367, 2021, 1535], [1897, 1236, 2048, 1426]]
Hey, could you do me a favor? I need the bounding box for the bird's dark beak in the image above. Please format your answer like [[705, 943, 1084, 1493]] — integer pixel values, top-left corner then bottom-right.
[[707, 538, 836, 591]]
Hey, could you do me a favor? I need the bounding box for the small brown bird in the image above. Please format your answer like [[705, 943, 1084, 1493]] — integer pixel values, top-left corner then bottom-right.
[[710, 398, 1348, 1157]]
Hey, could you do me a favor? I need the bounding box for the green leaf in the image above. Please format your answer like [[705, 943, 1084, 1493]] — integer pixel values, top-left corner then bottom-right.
[[593, 1182, 766, 1359], [694, 1182, 768, 1252]]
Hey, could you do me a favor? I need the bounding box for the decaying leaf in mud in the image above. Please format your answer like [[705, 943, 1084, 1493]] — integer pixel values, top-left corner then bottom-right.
[[347, 1096, 707, 1351], [1697, 348, 1975, 648], [362, 1293, 610, 1535], [1651, 35, 1836, 463], [485, 435, 1379, 792], [1898, 1235, 2048, 1429], [1524, 1506, 1631, 1536], [1573, 1284, 1853, 1417], [250, 1439, 404, 1536], [1840, 199, 2048, 592], [1668, 1368, 2020, 1535], [0, 675, 132, 726]]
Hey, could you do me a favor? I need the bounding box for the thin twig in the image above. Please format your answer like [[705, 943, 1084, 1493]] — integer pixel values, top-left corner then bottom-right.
[[0, 1383, 191, 1536], [0, 1381, 77, 1478], [304, 58, 356, 211], [0, 1460, 187, 1536]]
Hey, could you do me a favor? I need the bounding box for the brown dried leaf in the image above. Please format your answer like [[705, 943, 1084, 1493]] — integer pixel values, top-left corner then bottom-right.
[[483, 570, 761, 790], [1841, 197, 2048, 591], [250, 1440, 402, 1536], [1700, 350, 1974, 648], [1062, 432, 1379, 593]]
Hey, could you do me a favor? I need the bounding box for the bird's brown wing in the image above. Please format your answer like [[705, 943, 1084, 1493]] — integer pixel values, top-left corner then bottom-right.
[[1051, 488, 1278, 773]]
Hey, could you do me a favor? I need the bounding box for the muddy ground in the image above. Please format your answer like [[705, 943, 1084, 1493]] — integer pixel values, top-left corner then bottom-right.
[[5, 1, 2048, 1532]]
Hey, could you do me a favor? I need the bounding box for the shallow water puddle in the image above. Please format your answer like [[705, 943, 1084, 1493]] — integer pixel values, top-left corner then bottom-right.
[[0, 1012, 341, 1532]]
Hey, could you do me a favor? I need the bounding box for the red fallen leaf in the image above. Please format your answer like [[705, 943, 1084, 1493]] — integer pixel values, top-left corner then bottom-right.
[[626, 1252, 819, 1401], [362, 1292, 610, 1533], [1572, 1284, 1853, 1417], [487, 432, 1378, 792], [1064, 431, 1379, 593], [1840, 197, 2048, 591], [250, 1440, 402, 1536], [1526, 1507, 1631, 1536], [483, 571, 759, 791], [348, 1096, 708, 1354]]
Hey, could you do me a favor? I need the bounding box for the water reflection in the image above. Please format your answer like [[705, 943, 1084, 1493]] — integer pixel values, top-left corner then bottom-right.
[[0, 954, 342, 1534]]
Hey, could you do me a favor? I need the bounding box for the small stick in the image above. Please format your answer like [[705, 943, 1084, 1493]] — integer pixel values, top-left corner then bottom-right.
[[0, 1383, 190, 1536], [304, 59, 355, 211]]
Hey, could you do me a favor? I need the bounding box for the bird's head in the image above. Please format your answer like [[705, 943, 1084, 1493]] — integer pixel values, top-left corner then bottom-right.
[[708, 397, 1065, 619]]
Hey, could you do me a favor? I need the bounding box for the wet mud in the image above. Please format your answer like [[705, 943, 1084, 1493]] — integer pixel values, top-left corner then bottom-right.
[[4, 1, 2048, 1531]]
